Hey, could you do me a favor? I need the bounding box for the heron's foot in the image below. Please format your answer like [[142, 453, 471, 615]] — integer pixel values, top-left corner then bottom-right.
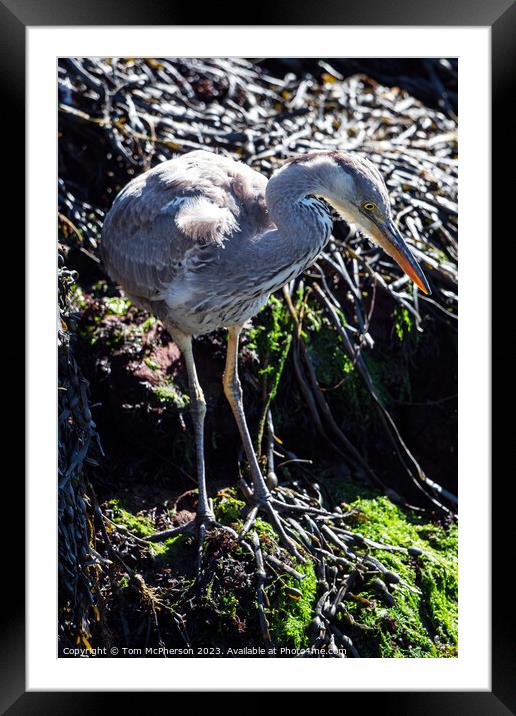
[[238, 481, 337, 562], [146, 511, 238, 577]]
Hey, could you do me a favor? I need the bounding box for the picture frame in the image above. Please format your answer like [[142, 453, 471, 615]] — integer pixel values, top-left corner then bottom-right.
[[5, 0, 509, 708]]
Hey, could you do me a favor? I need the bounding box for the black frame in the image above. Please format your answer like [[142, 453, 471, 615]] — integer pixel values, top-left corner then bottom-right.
[[6, 0, 511, 710]]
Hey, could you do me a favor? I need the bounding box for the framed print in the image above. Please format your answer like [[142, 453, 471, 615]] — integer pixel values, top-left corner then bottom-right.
[[4, 0, 511, 709]]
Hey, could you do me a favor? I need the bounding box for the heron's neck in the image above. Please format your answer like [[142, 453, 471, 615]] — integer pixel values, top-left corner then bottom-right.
[[265, 165, 334, 253]]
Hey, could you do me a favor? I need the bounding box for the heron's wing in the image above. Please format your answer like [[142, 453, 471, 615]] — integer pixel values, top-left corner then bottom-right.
[[101, 150, 271, 301]]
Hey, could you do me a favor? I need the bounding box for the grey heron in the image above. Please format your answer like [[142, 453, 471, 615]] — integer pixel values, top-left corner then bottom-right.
[[102, 149, 430, 560]]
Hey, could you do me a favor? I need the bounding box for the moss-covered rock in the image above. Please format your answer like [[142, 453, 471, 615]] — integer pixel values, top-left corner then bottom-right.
[[107, 498, 156, 538], [268, 560, 318, 651], [341, 494, 458, 657]]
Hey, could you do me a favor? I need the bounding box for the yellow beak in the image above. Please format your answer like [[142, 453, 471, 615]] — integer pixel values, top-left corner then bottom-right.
[[381, 220, 431, 295]]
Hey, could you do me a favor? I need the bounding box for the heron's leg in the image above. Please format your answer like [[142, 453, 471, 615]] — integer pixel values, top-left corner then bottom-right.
[[223, 325, 271, 503], [223, 327, 306, 559], [174, 331, 214, 524], [147, 329, 237, 566]]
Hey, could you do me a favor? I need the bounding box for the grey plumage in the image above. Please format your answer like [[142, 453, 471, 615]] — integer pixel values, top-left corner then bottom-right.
[[102, 150, 274, 334]]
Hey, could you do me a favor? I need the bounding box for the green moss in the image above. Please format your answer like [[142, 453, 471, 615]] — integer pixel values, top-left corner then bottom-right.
[[149, 534, 188, 560], [91, 279, 109, 295], [306, 318, 355, 389], [343, 495, 458, 657], [118, 575, 130, 589], [299, 301, 387, 442], [213, 490, 278, 544], [107, 498, 155, 537], [292, 297, 417, 438], [79, 309, 125, 349], [105, 296, 132, 316], [393, 306, 414, 341], [140, 316, 157, 332], [254, 517, 277, 542], [107, 499, 189, 561], [144, 357, 161, 371], [152, 382, 189, 409], [70, 284, 87, 310], [214, 491, 245, 529], [268, 561, 318, 651], [246, 295, 291, 369], [215, 590, 240, 620], [246, 295, 293, 449]]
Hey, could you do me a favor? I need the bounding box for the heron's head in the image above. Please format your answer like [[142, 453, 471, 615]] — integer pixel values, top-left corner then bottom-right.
[[298, 151, 431, 295]]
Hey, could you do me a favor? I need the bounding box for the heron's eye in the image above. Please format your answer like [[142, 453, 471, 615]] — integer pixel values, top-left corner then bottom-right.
[[363, 202, 376, 211]]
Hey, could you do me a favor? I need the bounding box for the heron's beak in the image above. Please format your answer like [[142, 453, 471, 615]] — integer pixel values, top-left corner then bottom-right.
[[379, 219, 431, 295]]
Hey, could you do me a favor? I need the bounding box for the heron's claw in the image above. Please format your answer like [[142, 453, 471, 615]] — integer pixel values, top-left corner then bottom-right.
[[146, 512, 238, 577]]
